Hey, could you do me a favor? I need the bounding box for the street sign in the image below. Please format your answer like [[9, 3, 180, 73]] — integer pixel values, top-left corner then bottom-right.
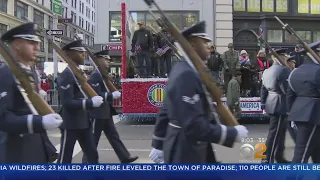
[[53, 36, 62, 43], [46, 30, 63, 36], [52, 0, 62, 16], [58, 18, 72, 23]]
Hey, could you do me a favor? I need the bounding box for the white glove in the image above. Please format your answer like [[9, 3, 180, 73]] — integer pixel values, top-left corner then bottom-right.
[[149, 148, 164, 163], [112, 91, 121, 100], [291, 121, 297, 130], [235, 125, 249, 142], [42, 114, 63, 131], [91, 96, 103, 107]]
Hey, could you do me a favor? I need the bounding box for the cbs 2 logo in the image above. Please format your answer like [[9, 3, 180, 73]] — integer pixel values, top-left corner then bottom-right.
[[239, 143, 267, 159]]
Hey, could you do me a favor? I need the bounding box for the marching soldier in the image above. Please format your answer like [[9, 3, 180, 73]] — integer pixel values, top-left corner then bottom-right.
[[287, 40, 320, 163], [82, 50, 138, 163], [0, 23, 62, 163], [150, 21, 248, 163], [273, 55, 297, 164], [57, 40, 102, 163], [285, 55, 297, 143], [260, 48, 291, 163]]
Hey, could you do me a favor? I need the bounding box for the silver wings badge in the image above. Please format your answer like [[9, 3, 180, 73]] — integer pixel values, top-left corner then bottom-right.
[[61, 84, 70, 90], [0, 92, 7, 100]]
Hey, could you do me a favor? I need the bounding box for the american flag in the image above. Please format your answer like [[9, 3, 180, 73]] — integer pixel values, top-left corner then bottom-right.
[[162, 44, 170, 54], [259, 25, 263, 36], [156, 45, 171, 56], [156, 48, 163, 56]]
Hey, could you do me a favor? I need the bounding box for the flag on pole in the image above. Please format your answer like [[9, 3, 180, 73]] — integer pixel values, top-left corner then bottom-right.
[[156, 48, 163, 56], [162, 44, 170, 54]]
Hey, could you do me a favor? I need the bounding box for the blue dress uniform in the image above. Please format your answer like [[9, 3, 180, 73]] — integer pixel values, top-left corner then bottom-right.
[[260, 48, 291, 163], [153, 22, 243, 163], [57, 40, 98, 163], [0, 23, 56, 163], [274, 55, 297, 163], [151, 100, 169, 152], [82, 50, 138, 163], [287, 40, 320, 163]]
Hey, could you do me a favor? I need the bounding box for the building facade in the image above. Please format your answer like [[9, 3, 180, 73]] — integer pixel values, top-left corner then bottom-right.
[[94, 0, 233, 74], [233, 0, 320, 60], [60, 0, 96, 46], [0, 0, 97, 70], [60, 0, 96, 65], [0, 0, 54, 68]]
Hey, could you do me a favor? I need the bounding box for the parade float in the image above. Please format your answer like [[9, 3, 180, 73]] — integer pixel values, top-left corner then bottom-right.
[[118, 3, 264, 121]]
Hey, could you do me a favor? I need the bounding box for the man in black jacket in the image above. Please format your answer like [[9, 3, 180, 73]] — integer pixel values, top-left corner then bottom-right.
[[207, 44, 223, 84], [131, 22, 153, 77], [151, 33, 159, 77], [155, 29, 174, 77]]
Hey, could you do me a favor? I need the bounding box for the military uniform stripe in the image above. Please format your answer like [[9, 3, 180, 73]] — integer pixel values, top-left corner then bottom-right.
[[156, 89, 159, 101], [159, 88, 162, 102], [152, 89, 156, 101], [301, 126, 317, 163], [158, 88, 161, 102]]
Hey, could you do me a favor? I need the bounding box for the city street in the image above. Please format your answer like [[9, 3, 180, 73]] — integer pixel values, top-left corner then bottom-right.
[[48, 116, 297, 163]]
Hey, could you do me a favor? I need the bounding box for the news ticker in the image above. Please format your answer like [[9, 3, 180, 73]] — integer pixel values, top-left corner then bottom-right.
[[0, 164, 319, 172]]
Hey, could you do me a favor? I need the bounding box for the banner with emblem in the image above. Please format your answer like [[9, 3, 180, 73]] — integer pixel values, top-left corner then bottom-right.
[[121, 79, 167, 116], [120, 79, 264, 120]]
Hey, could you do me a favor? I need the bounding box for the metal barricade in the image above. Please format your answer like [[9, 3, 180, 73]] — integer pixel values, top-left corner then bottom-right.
[[112, 98, 122, 108], [46, 89, 60, 108], [112, 89, 122, 108]]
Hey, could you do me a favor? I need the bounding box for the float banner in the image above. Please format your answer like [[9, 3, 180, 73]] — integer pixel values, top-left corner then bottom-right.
[[221, 97, 262, 114], [121, 80, 167, 114], [0, 164, 320, 179], [121, 80, 263, 117]]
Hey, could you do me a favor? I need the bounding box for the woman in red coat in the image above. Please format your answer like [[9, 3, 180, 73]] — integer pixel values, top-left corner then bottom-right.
[[40, 78, 51, 92], [40, 78, 50, 102]]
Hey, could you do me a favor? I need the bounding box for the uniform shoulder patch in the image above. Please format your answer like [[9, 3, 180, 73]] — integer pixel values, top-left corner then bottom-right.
[[182, 94, 200, 104], [60, 84, 70, 90]]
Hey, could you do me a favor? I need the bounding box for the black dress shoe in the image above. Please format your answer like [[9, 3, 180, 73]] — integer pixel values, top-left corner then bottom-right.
[[48, 152, 58, 163], [121, 156, 139, 164]]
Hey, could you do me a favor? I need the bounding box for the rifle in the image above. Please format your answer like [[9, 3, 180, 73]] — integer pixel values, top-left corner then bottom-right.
[[143, 0, 239, 126], [275, 16, 320, 63], [74, 35, 117, 92], [251, 31, 288, 67], [36, 27, 98, 98], [0, 41, 55, 115]]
